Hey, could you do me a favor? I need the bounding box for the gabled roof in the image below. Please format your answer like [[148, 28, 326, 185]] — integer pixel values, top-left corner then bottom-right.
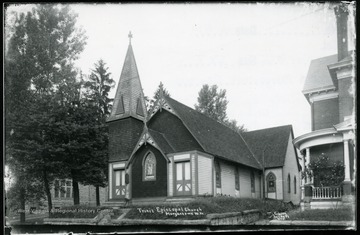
[[302, 54, 338, 94], [107, 44, 147, 122], [164, 97, 262, 170], [147, 129, 174, 154], [242, 125, 294, 169]]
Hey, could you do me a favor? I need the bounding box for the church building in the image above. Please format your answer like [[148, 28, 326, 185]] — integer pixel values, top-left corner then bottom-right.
[[106, 33, 301, 205]]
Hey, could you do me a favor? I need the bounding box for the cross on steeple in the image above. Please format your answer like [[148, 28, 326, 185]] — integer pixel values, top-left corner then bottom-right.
[[128, 31, 133, 44]]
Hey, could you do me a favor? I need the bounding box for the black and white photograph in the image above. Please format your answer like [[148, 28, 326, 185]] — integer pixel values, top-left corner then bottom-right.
[[4, 2, 356, 234]]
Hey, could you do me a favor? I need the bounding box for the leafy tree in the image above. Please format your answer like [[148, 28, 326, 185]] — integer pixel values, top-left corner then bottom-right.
[[5, 3, 87, 214], [195, 84, 228, 122], [195, 84, 246, 133]]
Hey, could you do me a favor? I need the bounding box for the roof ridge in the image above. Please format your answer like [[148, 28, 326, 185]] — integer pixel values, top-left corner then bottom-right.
[[165, 96, 245, 136], [148, 128, 175, 152], [245, 124, 292, 134]]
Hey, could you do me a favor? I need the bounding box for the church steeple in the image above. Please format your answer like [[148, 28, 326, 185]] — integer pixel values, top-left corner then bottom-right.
[[107, 32, 147, 122]]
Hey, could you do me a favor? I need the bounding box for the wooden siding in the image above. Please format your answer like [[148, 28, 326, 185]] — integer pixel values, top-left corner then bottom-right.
[[265, 168, 283, 200], [239, 167, 251, 198], [168, 156, 173, 197], [191, 154, 196, 195], [255, 173, 261, 198], [197, 154, 213, 195], [220, 161, 235, 196], [131, 145, 167, 198], [282, 133, 301, 204]]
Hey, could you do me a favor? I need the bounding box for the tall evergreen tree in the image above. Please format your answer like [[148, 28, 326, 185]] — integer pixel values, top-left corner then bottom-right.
[[82, 59, 115, 206], [146, 82, 170, 111]]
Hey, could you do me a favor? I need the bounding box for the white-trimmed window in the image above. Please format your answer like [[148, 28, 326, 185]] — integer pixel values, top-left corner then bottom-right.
[[54, 179, 72, 198], [294, 176, 297, 194], [143, 151, 156, 181]]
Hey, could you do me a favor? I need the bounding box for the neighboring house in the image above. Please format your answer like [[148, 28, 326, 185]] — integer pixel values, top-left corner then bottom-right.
[[106, 33, 301, 205], [293, 5, 356, 208], [27, 180, 107, 210]]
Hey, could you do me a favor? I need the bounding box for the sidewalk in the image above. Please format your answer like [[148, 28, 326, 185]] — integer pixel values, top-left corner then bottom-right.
[[257, 219, 355, 227]]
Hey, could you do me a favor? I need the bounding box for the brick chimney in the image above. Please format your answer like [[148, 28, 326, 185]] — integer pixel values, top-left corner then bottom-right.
[[334, 4, 349, 61]]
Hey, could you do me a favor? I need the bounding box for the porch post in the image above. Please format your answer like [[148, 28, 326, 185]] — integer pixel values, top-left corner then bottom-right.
[[342, 139, 352, 198], [300, 153, 305, 201], [343, 140, 351, 181], [304, 148, 312, 202]]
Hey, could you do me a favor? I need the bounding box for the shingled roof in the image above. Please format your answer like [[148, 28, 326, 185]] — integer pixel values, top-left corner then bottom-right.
[[163, 97, 262, 170], [242, 125, 295, 169], [302, 54, 338, 94], [107, 44, 147, 123], [147, 129, 174, 154]]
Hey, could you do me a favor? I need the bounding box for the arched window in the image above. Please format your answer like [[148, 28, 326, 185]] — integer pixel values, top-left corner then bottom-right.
[[215, 160, 221, 188], [250, 171, 255, 193], [235, 168, 240, 190], [288, 174, 291, 193], [266, 172, 276, 192], [294, 176, 297, 194], [143, 152, 156, 181]]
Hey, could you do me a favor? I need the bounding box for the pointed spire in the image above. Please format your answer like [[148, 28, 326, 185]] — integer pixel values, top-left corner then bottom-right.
[[107, 32, 147, 122]]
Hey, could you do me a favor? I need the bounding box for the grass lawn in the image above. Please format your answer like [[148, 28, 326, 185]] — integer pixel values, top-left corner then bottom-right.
[[287, 207, 355, 221], [124, 197, 295, 220]]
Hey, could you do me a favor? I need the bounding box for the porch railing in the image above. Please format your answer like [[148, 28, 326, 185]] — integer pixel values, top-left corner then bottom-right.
[[312, 186, 342, 199]]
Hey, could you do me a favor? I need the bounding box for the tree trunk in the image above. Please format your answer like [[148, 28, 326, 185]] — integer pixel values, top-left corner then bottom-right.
[[43, 169, 52, 214], [19, 186, 26, 223], [96, 185, 100, 206], [71, 170, 80, 205]]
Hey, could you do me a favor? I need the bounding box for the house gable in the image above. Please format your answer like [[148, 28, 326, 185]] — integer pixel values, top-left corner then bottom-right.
[[148, 109, 204, 153], [242, 125, 295, 169]]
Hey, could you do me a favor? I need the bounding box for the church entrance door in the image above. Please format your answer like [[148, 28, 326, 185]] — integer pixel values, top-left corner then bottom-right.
[[113, 169, 126, 199], [175, 161, 192, 196]]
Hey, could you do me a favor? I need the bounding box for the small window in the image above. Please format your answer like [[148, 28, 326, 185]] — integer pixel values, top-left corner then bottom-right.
[[136, 98, 145, 117], [288, 174, 291, 194], [55, 179, 72, 198], [294, 176, 297, 194], [215, 160, 221, 188], [251, 171, 255, 193], [115, 95, 125, 114], [143, 152, 156, 181], [267, 172, 276, 192], [235, 168, 240, 190]]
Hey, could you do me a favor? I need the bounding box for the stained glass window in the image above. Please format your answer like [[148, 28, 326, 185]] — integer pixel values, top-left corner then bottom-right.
[[267, 172, 276, 192], [235, 168, 240, 190], [144, 152, 156, 180], [215, 161, 221, 188]]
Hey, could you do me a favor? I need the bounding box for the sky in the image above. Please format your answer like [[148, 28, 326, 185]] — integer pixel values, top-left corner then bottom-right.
[[5, 2, 355, 137]]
